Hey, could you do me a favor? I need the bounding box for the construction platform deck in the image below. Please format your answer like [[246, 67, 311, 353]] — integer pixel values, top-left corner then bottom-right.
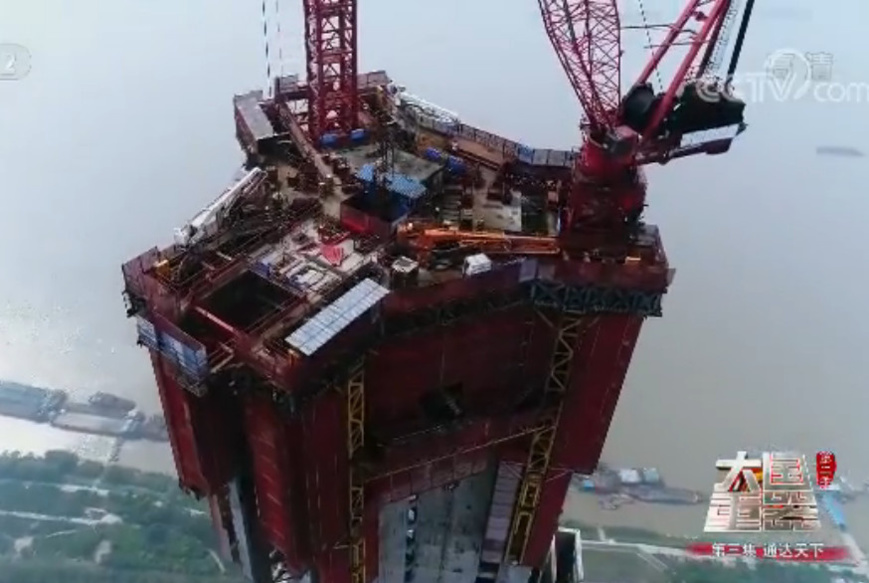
[[122, 71, 673, 583]]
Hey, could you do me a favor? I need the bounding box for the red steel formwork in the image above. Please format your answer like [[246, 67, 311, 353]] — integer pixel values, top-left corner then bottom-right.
[[123, 222, 669, 582]]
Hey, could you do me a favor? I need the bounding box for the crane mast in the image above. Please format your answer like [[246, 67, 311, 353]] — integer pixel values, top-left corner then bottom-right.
[[303, 0, 359, 143]]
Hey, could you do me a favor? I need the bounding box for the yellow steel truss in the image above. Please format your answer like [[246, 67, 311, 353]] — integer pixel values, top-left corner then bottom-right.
[[504, 310, 595, 564], [346, 358, 366, 583]]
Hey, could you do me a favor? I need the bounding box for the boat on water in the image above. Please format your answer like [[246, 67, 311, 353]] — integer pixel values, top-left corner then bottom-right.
[[0, 380, 168, 443], [575, 464, 705, 506], [51, 409, 141, 438], [625, 485, 705, 505], [819, 492, 847, 531], [615, 467, 662, 486], [0, 381, 67, 422], [87, 392, 136, 414]]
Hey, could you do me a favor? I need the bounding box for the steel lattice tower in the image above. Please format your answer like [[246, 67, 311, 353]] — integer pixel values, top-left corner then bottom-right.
[[303, 0, 359, 143]]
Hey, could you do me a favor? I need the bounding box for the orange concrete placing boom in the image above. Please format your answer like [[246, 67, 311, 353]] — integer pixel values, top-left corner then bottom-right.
[[398, 224, 561, 265]]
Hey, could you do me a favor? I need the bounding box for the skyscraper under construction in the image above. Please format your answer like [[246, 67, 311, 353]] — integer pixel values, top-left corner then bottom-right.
[[121, 0, 750, 581]]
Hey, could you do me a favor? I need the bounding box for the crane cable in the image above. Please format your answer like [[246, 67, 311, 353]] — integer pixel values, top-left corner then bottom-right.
[[261, 0, 272, 95], [274, 0, 285, 77], [635, 0, 663, 92]]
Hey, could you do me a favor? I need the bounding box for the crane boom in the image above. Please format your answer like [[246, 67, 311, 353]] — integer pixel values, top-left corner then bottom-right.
[[631, 0, 737, 142], [541, 0, 750, 176], [537, 0, 622, 132], [537, 0, 752, 238]]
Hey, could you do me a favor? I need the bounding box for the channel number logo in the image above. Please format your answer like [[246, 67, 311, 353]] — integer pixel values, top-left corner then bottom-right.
[[1, 44, 32, 81]]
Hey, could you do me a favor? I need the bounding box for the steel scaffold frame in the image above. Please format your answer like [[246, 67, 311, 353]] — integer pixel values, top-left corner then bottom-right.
[[504, 310, 597, 564], [346, 358, 366, 583]]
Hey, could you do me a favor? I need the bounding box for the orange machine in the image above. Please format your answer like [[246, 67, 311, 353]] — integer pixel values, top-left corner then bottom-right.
[[398, 223, 560, 264]]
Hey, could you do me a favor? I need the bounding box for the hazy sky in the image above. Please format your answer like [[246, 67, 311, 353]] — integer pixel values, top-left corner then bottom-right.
[[1, 0, 867, 489]]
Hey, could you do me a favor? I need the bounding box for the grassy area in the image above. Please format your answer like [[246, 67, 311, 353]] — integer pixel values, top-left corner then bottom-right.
[[0, 451, 245, 583]]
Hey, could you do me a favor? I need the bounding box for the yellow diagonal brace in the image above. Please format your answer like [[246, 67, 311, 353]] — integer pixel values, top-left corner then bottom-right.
[[504, 311, 595, 564], [346, 359, 366, 583]]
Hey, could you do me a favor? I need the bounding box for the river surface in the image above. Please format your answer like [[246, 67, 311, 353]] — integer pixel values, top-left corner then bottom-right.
[[2, 0, 868, 549]]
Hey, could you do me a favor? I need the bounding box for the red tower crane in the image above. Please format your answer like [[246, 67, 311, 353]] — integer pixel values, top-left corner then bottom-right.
[[539, 0, 753, 248], [495, 0, 755, 566], [303, 0, 359, 143]]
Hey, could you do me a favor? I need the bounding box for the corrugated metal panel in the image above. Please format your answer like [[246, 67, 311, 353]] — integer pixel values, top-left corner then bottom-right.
[[285, 278, 389, 355]]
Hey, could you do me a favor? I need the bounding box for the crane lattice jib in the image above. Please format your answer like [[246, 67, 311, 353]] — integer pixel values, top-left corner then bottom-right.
[[537, 0, 621, 132]]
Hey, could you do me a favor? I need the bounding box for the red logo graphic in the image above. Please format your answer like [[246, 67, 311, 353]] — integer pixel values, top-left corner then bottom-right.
[[815, 451, 837, 488]]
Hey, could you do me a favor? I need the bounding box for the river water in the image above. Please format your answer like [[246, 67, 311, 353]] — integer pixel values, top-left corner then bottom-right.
[[2, 0, 867, 549]]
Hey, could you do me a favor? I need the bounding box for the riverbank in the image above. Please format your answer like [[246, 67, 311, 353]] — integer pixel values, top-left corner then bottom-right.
[[0, 451, 242, 583]]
